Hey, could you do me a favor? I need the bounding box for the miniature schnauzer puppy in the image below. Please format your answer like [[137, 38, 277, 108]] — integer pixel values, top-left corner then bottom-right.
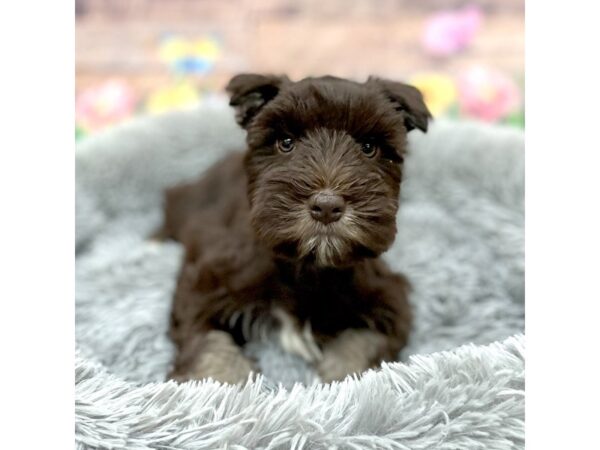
[[159, 74, 431, 383]]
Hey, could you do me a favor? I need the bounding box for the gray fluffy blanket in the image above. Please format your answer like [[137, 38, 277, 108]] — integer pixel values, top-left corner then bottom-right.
[[75, 104, 524, 449]]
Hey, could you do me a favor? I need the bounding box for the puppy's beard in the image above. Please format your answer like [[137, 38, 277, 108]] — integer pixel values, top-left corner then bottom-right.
[[299, 234, 350, 267], [294, 210, 364, 267], [254, 204, 375, 266]]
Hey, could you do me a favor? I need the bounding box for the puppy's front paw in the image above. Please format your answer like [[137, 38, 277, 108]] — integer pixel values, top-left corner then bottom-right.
[[317, 329, 387, 382], [170, 330, 255, 385], [317, 352, 366, 383]]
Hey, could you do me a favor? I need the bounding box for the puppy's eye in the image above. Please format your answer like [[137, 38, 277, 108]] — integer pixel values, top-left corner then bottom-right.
[[361, 142, 378, 158], [277, 138, 295, 153]]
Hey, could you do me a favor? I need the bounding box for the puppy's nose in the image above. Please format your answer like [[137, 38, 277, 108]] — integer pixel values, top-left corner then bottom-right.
[[309, 191, 346, 224]]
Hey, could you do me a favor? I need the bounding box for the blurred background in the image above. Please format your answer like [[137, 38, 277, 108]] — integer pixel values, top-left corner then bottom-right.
[[75, 0, 524, 140]]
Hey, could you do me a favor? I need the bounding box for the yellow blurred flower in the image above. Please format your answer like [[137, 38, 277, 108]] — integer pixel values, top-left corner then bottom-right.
[[158, 36, 220, 74], [409, 73, 457, 117], [145, 81, 200, 114], [191, 39, 220, 60], [158, 37, 189, 62]]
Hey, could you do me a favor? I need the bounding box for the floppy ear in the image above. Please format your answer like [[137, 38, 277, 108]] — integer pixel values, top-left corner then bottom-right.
[[368, 77, 432, 133], [225, 73, 289, 128]]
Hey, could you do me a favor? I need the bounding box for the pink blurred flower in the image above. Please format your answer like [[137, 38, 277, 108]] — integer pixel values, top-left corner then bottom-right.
[[76, 79, 136, 132], [422, 6, 483, 57], [457, 66, 521, 122]]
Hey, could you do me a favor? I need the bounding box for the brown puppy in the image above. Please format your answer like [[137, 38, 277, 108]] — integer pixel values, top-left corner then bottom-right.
[[159, 74, 431, 383]]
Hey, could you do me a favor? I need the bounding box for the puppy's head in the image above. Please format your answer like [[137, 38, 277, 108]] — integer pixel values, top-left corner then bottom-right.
[[227, 74, 430, 267]]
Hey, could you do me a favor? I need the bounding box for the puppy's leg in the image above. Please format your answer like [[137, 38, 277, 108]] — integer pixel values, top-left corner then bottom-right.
[[317, 265, 413, 382], [168, 330, 255, 384], [317, 329, 389, 382]]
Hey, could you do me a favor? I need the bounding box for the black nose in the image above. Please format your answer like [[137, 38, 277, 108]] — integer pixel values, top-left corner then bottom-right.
[[309, 191, 346, 224]]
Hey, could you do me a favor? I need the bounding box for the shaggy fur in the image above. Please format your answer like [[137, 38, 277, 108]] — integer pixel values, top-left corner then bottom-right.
[[75, 106, 524, 449], [159, 75, 432, 383]]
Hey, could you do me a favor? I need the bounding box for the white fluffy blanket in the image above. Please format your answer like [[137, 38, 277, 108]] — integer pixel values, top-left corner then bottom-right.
[[75, 105, 524, 449]]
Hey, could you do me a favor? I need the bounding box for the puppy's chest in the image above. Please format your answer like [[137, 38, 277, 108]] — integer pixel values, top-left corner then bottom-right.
[[223, 265, 375, 358], [258, 275, 379, 363], [268, 273, 368, 334]]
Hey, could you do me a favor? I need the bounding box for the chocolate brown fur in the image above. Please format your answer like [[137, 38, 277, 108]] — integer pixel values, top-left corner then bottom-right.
[[161, 74, 431, 382]]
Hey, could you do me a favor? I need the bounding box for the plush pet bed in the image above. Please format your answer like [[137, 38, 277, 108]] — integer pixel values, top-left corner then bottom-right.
[[75, 104, 524, 449]]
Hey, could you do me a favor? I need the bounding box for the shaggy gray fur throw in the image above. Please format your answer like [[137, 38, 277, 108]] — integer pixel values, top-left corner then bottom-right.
[[75, 104, 524, 449]]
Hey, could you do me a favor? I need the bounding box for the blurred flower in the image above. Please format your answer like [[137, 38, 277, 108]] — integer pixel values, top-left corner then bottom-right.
[[422, 6, 483, 57], [76, 79, 136, 132], [457, 66, 521, 122], [409, 73, 457, 117], [159, 36, 220, 75], [145, 80, 200, 114]]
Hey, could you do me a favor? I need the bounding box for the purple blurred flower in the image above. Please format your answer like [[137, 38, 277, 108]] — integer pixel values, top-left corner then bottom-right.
[[422, 6, 483, 57]]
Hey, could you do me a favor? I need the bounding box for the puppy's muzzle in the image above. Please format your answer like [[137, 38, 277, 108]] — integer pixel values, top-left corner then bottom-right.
[[308, 191, 346, 224]]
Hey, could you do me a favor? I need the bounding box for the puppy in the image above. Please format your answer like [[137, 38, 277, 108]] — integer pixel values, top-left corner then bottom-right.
[[159, 74, 431, 383]]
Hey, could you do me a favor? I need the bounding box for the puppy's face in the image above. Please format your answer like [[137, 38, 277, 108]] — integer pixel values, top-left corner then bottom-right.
[[227, 75, 430, 267]]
